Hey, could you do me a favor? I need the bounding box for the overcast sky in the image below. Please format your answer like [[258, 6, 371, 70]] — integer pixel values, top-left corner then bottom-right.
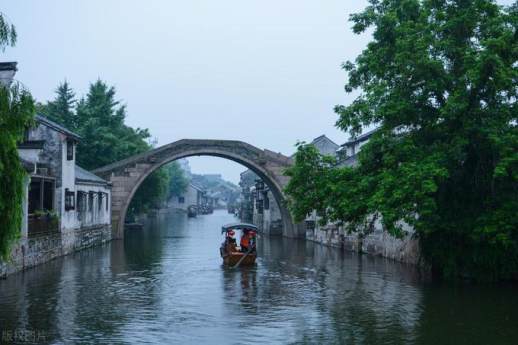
[[3, 1, 513, 183]]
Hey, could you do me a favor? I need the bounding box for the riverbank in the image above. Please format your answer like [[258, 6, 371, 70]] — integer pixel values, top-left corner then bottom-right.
[[1, 209, 517, 344], [306, 222, 422, 266], [0, 224, 111, 279]]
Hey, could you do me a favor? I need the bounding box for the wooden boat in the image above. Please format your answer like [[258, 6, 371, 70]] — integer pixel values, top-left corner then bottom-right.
[[221, 251, 257, 266], [220, 223, 259, 267]]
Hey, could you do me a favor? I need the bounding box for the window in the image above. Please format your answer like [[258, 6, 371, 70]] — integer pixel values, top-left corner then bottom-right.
[[65, 189, 75, 211], [43, 181, 53, 210], [264, 195, 270, 210], [28, 177, 55, 214], [28, 180, 42, 214], [105, 193, 109, 211], [88, 192, 94, 211], [98, 192, 103, 211], [77, 191, 87, 211], [256, 199, 264, 214], [66, 139, 74, 161], [77, 191, 87, 221], [306, 220, 316, 230], [178, 196, 185, 204]]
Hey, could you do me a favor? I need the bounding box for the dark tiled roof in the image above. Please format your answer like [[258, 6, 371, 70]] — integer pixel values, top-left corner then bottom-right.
[[35, 115, 81, 140], [75, 165, 109, 185], [342, 128, 379, 147], [190, 183, 205, 192], [311, 134, 339, 147], [0, 62, 17, 71]]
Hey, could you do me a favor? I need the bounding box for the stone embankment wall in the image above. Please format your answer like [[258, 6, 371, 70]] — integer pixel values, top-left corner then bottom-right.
[[306, 223, 420, 265], [0, 225, 111, 278]]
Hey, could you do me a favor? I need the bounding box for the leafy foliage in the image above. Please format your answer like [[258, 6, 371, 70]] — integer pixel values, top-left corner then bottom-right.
[[284, 143, 337, 224], [285, 0, 518, 280], [38, 81, 76, 130], [128, 161, 189, 217], [74, 80, 151, 170], [0, 85, 35, 259], [0, 13, 35, 258], [0, 12, 16, 51], [167, 161, 189, 198], [128, 167, 170, 216], [40, 80, 168, 216]]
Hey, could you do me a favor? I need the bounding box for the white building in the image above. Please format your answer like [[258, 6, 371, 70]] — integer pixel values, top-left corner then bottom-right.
[[168, 183, 206, 211], [18, 115, 112, 236], [309, 134, 340, 156], [1, 110, 112, 277], [240, 135, 339, 236], [336, 128, 378, 166], [238, 171, 283, 236]]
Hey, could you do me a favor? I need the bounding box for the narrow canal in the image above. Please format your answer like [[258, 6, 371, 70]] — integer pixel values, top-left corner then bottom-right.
[[1, 210, 517, 344]]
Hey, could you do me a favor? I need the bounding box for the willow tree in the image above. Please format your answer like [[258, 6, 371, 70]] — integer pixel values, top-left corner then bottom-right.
[[0, 14, 35, 258], [285, 0, 517, 280]]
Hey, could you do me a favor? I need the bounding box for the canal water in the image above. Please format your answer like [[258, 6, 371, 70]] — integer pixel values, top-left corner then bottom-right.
[[1, 210, 517, 345]]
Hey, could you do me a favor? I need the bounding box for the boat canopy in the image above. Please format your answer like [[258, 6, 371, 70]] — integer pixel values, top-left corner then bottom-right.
[[221, 223, 259, 234]]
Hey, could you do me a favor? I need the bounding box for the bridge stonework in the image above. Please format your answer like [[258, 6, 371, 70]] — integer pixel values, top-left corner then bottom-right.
[[93, 139, 304, 239]]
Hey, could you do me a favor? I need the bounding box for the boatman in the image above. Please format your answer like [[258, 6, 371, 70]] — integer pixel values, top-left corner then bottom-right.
[[248, 231, 256, 253], [227, 230, 237, 252]]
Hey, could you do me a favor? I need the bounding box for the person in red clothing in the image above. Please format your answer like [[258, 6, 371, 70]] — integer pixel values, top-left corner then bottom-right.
[[240, 231, 250, 252], [240, 230, 257, 253]]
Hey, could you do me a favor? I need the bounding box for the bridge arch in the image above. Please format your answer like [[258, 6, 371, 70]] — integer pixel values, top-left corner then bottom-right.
[[93, 139, 303, 239]]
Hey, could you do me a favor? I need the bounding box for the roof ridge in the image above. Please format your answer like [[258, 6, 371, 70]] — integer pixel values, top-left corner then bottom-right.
[[35, 114, 81, 140]]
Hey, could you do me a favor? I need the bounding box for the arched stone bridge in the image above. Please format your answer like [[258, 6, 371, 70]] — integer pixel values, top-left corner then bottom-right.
[[93, 139, 303, 239]]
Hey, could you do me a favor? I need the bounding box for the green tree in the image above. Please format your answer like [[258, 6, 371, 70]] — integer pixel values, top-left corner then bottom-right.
[[40, 79, 172, 217], [284, 143, 337, 224], [167, 161, 189, 198], [128, 167, 170, 216], [129, 161, 189, 217], [74, 80, 150, 170], [286, 0, 517, 280], [39, 81, 76, 130], [0, 13, 35, 258], [0, 12, 16, 51]]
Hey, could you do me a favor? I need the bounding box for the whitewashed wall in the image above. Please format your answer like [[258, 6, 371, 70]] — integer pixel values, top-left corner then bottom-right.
[[63, 183, 111, 231], [60, 139, 77, 230]]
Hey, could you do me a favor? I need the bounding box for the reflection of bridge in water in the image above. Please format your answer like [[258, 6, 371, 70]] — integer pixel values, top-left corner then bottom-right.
[[93, 139, 304, 239]]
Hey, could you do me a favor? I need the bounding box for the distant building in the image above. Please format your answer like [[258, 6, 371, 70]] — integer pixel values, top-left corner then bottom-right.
[[238, 170, 282, 235], [336, 128, 378, 167], [191, 173, 240, 208], [240, 135, 339, 236], [168, 183, 207, 211], [177, 158, 192, 178], [202, 174, 222, 182], [309, 134, 340, 156], [239, 170, 258, 224], [252, 180, 282, 236]]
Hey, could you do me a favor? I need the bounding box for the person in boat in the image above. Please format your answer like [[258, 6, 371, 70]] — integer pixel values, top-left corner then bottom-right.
[[240, 230, 256, 253], [248, 230, 257, 253], [226, 230, 238, 253]]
